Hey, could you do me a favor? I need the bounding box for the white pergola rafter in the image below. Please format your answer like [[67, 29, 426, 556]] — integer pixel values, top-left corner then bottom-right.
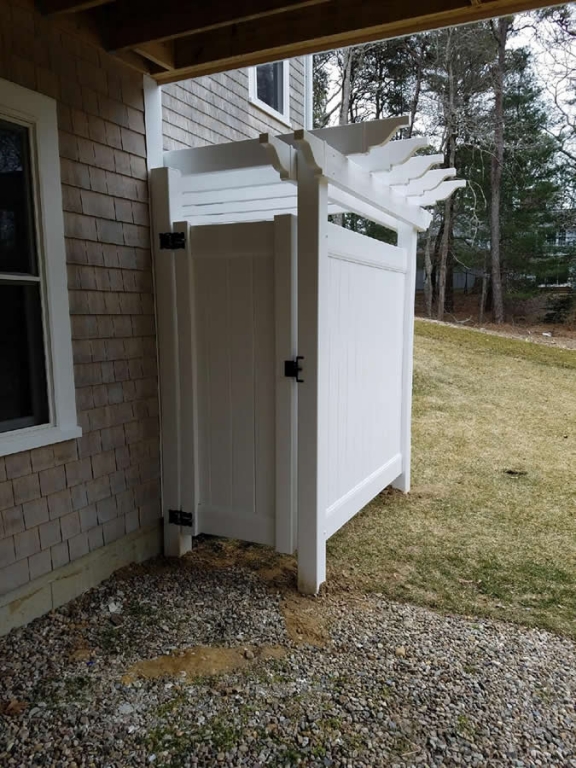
[[162, 117, 464, 232]]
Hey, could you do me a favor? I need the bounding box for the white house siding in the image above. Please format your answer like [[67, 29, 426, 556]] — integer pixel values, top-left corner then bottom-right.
[[162, 59, 307, 151]]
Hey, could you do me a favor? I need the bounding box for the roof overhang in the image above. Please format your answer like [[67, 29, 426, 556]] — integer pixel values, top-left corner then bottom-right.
[[35, 0, 562, 83]]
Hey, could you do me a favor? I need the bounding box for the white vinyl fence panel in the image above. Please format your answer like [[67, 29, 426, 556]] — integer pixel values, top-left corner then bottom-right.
[[322, 224, 406, 539]]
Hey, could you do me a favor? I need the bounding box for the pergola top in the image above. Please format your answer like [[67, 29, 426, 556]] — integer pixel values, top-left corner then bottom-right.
[[163, 117, 465, 232]]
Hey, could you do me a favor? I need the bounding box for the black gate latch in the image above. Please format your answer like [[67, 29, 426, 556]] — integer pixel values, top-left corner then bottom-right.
[[159, 231, 186, 250], [284, 356, 304, 383]]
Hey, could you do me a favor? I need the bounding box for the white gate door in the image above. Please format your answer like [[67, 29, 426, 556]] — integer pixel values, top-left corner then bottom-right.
[[172, 215, 297, 554]]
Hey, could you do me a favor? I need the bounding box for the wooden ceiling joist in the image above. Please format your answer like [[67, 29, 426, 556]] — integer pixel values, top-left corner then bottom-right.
[[36, 0, 563, 82], [160, 0, 559, 83], [39, 0, 112, 16], [133, 41, 176, 71], [104, 0, 328, 51]]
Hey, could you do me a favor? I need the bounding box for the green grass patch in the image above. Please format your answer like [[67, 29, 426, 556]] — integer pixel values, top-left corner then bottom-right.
[[415, 319, 576, 370], [328, 320, 576, 637]]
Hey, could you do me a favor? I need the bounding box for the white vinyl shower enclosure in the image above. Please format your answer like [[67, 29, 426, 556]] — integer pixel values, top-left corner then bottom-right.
[[150, 117, 463, 593]]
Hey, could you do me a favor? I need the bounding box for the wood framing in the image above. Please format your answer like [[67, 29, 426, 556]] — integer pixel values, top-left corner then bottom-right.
[[33, 0, 561, 82]]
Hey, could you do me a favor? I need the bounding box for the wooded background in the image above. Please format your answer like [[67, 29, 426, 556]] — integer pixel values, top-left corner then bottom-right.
[[313, 5, 576, 324]]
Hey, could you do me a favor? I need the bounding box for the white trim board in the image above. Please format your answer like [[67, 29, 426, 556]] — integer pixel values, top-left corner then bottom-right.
[[248, 60, 291, 127], [0, 77, 80, 457]]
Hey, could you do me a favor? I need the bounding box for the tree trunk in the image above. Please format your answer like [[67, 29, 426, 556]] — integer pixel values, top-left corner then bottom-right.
[[490, 17, 510, 324], [479, 251, 490, 323], [437, 33, 456, 322], [437, 197, 451, 321], [423, 219, 435, 318], [333, 49, 354, 227], [339, 49, 354, 125], [407, 40, 426, 139]]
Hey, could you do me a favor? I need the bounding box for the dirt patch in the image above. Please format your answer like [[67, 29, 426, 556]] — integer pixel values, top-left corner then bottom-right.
[[281, 594, 329, 647], [185, 539, 329, 647], [184, 538, 297, 590], [122, 644, 286, 684]]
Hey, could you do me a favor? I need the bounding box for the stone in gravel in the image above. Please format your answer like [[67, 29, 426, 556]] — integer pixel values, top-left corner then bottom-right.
[[244, 649, 255, 660], [118, 703, 134, 715], [395, 646, 407, 657]]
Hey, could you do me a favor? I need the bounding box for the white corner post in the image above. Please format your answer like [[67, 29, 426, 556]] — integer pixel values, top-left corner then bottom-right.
[[296, 156, 329, 594], [392, 222, 419, 494], [304, 55, 314, 131], [143, 75, 163, 171], [174, 220, 199, 541], [150, 167, 192, 557], [274, 214, 298, 555]]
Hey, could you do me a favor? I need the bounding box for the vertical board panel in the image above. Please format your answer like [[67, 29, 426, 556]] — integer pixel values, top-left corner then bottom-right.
[[322, 224, 407, 540], [190, 223, 278, 546], [253, 250, 276, 523], [228, 256, 256, 515], [205, 257, 233, 510]]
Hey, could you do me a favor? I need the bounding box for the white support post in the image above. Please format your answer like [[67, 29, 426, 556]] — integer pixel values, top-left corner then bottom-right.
[[296, 158, 329, 594], [149, 167, 190, 557], [392, 223, 418, 494], [174, 221, 198, 543], [143, 75, 163, 171], [274, 215, 298, 555]]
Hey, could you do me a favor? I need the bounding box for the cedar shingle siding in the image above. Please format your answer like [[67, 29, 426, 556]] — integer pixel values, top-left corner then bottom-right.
[[162, 61, 306, 150], [0, 0, 307, 617], [0, 0, 161, 598]]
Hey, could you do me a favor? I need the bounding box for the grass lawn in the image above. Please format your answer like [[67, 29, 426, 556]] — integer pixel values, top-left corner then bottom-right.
[[328, 320, 576, 637]]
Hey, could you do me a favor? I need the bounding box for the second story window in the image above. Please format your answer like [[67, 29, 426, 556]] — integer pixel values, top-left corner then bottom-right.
[[249, 61, 290, 124]]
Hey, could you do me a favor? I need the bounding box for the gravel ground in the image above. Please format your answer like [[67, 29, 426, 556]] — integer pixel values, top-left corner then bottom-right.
[[1, 552, 575, 768]]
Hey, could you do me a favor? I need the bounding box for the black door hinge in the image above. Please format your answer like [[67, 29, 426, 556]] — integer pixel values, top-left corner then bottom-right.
[[159, 232, 186, 250], [284, 356, 304, 383], [168, 509, 194, 527]]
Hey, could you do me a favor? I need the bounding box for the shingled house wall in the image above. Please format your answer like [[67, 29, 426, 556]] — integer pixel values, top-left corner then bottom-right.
[[162, 60, 307, 150], [0, 0, 162, 630], [0, 0, 310, 633]]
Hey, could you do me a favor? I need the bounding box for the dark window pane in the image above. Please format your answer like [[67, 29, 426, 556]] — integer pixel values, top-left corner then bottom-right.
[[0, 119, 36, 274], [256, 63, 284, 113], [0, 282, 49, 433]]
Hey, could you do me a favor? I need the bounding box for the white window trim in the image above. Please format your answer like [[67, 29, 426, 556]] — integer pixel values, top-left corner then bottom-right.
[[0, 77, 81, 457], [248, 61, 291, 127]]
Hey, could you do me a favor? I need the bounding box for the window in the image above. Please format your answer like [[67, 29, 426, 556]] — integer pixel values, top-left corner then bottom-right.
[[0, 78, 80, 456], [248, 61, 290, 124]]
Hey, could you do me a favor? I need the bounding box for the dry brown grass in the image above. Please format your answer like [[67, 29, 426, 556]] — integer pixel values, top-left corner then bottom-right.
[[328, 320, 576, 637]]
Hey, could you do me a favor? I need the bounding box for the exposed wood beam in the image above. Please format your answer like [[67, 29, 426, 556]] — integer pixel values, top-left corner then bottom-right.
[[39, 0, 113, 16], [152, 0, 560, 83], [105, 0, 327, 52], [133, 41, 176, 70], [113, 49, 156, 75]]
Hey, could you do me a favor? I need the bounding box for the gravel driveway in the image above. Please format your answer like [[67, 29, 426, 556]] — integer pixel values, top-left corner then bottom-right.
[[1, 546, 575, 767]]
